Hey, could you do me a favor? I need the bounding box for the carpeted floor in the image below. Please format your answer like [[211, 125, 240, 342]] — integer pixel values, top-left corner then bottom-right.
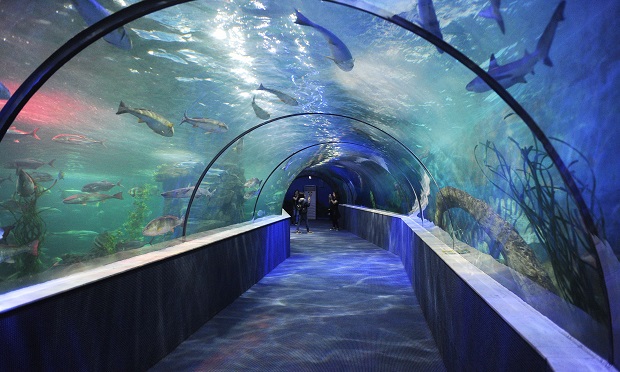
[[150, 220, 446, 371]]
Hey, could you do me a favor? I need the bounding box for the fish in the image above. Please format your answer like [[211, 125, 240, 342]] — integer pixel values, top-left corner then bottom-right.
[[29, 172, 55, 183], [70, 0, 132, 50], [0, 240, 39, 264], [57, 171, 65, 180], [179, 111, 229, 133], [256, 84, 298, 106], [232, 138, 244, 154], [52, 134, 105, 147], [81, 180, 123, 192], [0, 225, 15, 244], [251, 95, 270, 120], [37, 207, 62, 214], [294, 10, 354, 71], [116, 101, 174, 137], [16, 169, 36, 197], [466, 1, 565, 93], [63, 191, 123, 205], [115, 240, 147, 251], [50, 230, 99, 238], [174, 161, 205, 170], [244, 178, 262, 189], [142, 215, 183, 236], [417, 0, 444, 53], [0, 174, 12, 185], [161, 186, 215, 199], [4, 158, 55, 170], [128, 187, 145, 197], [478, 0, 505, 34], [0, 82, 10, 99], [6, 126, 40, 141]]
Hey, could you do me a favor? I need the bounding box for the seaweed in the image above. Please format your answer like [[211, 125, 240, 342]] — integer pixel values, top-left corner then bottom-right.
[[116, 184, 156, 241], [474, 137, 608, 322]]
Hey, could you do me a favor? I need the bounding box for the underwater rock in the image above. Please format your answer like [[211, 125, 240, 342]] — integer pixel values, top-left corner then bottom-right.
[[435, 186, 555, 292]]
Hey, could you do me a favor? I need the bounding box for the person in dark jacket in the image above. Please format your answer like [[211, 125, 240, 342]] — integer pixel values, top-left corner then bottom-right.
[[329, 191, 340, 230], [295, 193, 312, 234]]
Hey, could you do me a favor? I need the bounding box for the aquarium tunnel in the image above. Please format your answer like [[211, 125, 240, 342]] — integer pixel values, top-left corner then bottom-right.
[[0, 0, 619, 370]]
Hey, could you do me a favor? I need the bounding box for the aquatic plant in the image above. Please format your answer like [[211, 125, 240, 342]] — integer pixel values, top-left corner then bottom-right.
[[117, 184, 156, 241], [474, 137, 608, 322]]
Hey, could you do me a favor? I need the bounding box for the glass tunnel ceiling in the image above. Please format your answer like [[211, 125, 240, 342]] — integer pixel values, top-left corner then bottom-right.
[[0, 0, 618, 365]]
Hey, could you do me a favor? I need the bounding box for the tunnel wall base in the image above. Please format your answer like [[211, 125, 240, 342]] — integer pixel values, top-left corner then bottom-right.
[[341, 205, 615, 371], [0, 216, 290, 372]]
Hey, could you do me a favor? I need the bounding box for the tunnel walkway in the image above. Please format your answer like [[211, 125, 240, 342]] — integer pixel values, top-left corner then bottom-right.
[[150, 220, 446, 371]]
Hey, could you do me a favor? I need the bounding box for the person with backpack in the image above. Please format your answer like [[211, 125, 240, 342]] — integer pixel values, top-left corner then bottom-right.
[[295, 192, 312, 234]]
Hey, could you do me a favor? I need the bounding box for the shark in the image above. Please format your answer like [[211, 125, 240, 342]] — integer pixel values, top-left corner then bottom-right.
[[466, 1, 565, 93], [478, 0, 505, 34]]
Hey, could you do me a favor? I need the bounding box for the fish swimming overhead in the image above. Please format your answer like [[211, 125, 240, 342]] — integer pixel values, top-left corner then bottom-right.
[[294, 9, 354, 71], [4, 158, 55, 170], [257, 84, 298, 106], [63, 191, 123, 205], [466, 1, 565, 93], [244, 177, 262, 189], [180, 112, 229, 133], [6, 126, 40, 141], [0, 82, 10, 99], [417, 0, 444, 54], [116, 101, 174, 137], [52, 134, 105, 147], [70, 0, 132, 50], [142, 215, 183, 236], [478, 0, 505, 34], [29, 172, 55, 183], [161, 186, 215, 199], [81, 180, 123, 192], [0, 240, 39, 264], [251, 95, 270, 120]]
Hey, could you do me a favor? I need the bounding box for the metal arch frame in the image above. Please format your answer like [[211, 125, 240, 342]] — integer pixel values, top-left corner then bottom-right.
[[182, 112, 446, 239], [247, 141, 418, 221]]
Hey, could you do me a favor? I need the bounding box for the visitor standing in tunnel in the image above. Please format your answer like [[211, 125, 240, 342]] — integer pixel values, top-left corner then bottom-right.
[[295, 193, 312, 234], [292, 190, 300, 226], [329, 191, 340, 231]]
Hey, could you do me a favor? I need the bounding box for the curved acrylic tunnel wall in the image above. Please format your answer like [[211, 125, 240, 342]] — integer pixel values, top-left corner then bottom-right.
[[0, 0, 618, 365]]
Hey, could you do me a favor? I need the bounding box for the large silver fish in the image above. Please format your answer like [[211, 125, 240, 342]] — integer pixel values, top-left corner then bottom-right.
[[0, 82, 10, 100], [467, 1, 565, 93], [417, 0, 444, 54], [63, 191, 123, 204], [294, 10, 354, 71], [4, 158, 55, 170], [29, 172, 55, 183], [52, 134, 105, 146], [257, 84, 298, 106], [180, 111, 228, 133], [251, 95, 270, 120], [0, 240, 39, 264], [116, 101, 174, 137], [142, 215, 183, 236], [81, 180, 123, 192], [70, 0, 132, 50], [161, 186, 215, 199], [478, 0, 505, 34]]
